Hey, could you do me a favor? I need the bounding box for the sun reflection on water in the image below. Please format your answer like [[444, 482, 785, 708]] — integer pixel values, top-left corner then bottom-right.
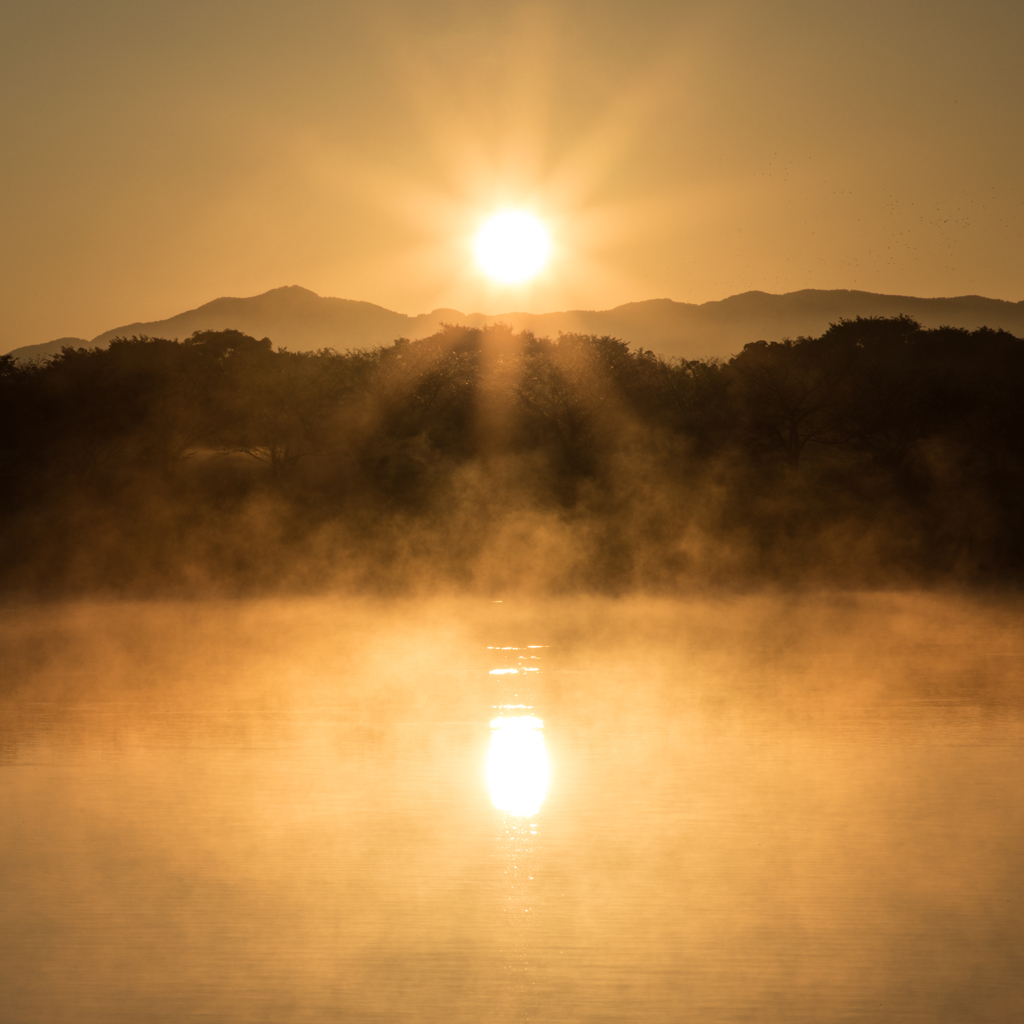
[[488, 715, 549, 817]]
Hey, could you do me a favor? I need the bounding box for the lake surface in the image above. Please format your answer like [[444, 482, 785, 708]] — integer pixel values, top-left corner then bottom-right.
[[1, 594, 1023, 1023]]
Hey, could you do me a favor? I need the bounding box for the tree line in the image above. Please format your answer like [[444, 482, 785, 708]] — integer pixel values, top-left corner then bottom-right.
[[1, 316, 1022, 592]]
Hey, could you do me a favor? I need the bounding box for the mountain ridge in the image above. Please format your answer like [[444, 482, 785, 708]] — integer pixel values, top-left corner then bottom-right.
[[7, 285, 1024, 362]]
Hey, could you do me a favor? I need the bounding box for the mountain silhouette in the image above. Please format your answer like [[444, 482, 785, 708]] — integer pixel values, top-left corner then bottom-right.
[[7, 285, 1024, 361], [7, 336, 91, 361]]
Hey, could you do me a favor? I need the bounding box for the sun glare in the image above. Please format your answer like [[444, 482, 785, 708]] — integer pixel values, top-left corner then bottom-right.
[[488, 715, 549, 817], [475, 210, 551, 283]]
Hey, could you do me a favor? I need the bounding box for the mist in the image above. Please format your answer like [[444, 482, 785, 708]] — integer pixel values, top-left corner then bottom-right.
[[3, 316, 1024, 1023], [6, 0, 1023, 1015], [2, 316, 1023, 598], [3, 593, 1023, 1023]]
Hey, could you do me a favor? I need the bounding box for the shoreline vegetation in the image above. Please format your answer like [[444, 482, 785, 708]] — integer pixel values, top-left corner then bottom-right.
[[1, 316, 1022, 596]]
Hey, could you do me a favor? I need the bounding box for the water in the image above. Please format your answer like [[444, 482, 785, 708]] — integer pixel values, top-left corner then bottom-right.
[[1, 594, 1022, 1023]]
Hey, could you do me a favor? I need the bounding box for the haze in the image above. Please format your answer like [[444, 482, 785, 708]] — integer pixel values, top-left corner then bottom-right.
[[3, 0, 1023, 350], [3, 595, 1023, 1023], [4, 5, 1024, 1021]]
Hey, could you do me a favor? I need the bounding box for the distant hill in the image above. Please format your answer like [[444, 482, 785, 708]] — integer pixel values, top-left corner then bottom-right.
[[6, 337, 91, 362], [8, 286, 1024, 362]]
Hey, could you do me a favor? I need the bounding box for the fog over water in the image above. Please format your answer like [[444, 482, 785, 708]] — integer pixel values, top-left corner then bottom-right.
[[2, 593, 1023, 1023]]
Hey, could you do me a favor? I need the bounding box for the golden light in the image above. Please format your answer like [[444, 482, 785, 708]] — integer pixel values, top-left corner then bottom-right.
[[487, 715, 549, 817], [475, 210, 551, 283]]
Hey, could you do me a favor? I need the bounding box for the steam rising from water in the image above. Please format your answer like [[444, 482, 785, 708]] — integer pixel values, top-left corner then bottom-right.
[[2, 593, 1024, 1024]]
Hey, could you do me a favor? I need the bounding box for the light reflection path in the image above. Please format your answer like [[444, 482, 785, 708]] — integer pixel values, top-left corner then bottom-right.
[[488, 716, 548, 817], [486, 644, 549, 1020]]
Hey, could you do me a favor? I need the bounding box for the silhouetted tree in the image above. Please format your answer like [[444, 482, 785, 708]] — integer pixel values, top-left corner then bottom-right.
[[3, 314, 1024, 591], [727, 337, 853, 465]]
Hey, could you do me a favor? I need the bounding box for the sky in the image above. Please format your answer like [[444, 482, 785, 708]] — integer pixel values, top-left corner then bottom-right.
[[2, 0, 1022, 349]]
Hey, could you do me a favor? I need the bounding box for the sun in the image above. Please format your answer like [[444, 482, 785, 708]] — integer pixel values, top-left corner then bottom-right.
[[475, 210, 551, 283]]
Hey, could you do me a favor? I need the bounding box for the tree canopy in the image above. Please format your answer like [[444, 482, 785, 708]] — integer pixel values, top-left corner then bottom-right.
[[2, 317, 1022, 593]]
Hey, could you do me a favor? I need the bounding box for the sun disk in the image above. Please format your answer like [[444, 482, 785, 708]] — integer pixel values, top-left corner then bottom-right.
[[475, 210, 550, 283]]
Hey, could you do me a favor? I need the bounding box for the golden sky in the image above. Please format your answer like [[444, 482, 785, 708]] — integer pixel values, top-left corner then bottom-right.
[[2, 0, 1022, 348]]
